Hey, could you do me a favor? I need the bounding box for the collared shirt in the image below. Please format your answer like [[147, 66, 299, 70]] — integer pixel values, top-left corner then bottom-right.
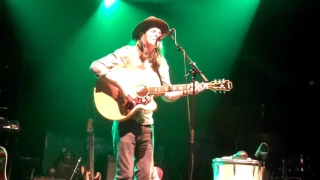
[[90, 45, 173, 125]]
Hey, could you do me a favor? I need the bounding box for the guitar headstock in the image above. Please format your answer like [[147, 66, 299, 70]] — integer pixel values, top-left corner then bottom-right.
[[87, 118, 93, 133], [207, 79, 233, 93]]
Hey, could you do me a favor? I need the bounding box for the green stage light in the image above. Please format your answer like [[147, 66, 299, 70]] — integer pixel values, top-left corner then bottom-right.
[[104, 0, 117, 8]]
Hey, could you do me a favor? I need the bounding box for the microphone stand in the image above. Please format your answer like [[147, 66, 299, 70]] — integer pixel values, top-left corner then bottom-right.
[[70, 157, 82, 180], [168, 32, 208, 180]]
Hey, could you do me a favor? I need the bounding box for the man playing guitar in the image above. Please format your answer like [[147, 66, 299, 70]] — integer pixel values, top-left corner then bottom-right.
[[90, 16, 205, 180]]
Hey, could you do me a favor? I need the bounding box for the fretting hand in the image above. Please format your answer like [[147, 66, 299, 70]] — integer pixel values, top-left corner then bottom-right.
[[181, 81, 205, 96]]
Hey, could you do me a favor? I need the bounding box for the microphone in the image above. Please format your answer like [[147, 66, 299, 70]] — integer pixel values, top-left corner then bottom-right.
[[156, 28, 174, 41]]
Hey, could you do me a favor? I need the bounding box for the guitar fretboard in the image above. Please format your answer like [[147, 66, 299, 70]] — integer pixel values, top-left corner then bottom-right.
[[88, 132, 94, 180], [148, 80, 233, 95], [149, 84, 202, 95]]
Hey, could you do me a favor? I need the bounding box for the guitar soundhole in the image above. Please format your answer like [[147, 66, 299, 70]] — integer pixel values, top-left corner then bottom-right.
[[136, 85, 148, 97]]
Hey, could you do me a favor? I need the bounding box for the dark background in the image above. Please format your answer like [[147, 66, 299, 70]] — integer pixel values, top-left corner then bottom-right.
[[1, 0, 318, 179]]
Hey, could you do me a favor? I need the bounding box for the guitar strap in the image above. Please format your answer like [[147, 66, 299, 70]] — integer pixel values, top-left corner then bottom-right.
[[156, 67, 163, 86]]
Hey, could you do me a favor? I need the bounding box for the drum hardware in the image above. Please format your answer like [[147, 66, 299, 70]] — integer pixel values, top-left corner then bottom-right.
[[272, 152, 317, 180], [282, 154, 314, 180]]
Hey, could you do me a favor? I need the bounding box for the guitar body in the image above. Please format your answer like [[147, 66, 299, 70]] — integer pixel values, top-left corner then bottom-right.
[[81, 166, 101, 180], [0, 146, 8, 180], [153, 166, 163, 180], [94, 78, 157, 121], [85, 171, 101, 180]]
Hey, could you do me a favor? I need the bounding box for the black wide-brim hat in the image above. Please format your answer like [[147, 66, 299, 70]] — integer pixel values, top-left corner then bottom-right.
[[132, 16, 169, 40]]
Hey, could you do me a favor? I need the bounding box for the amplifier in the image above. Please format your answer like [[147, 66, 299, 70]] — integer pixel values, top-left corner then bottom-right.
[[33, 177, 66, 180]]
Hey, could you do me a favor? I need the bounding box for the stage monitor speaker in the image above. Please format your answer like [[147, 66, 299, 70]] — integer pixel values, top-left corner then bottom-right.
[[106, 155, 116, 180]]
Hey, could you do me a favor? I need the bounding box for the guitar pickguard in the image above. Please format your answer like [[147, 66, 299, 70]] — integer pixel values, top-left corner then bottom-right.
[[129, 96, 152, 108], [118, 95, 153, 116], [116, 83, 153, 114]]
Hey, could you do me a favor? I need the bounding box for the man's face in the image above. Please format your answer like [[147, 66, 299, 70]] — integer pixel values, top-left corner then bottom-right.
[[144, 27, 162, 47]]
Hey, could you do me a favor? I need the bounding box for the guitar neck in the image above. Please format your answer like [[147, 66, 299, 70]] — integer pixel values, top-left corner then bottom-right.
[[149, 83, 207, 95], [149, 79, 233, 95], [89, 133, 94, 180]]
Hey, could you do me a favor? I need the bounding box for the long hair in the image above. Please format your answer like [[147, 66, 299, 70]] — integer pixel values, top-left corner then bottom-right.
[[129, 36, 165, 69]]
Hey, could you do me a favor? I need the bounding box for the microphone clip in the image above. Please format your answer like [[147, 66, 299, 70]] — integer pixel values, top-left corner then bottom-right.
[[156, 28, 174, 42]]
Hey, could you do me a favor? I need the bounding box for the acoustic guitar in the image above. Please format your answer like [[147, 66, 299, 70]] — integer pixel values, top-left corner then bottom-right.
[[81, 118, 101, 180], [0, 146, 7, 180], [93, 78, 233, 121]]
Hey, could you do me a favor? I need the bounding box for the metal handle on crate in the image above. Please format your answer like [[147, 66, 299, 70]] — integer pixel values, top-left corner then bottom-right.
[[254, 142, 269, 159]]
